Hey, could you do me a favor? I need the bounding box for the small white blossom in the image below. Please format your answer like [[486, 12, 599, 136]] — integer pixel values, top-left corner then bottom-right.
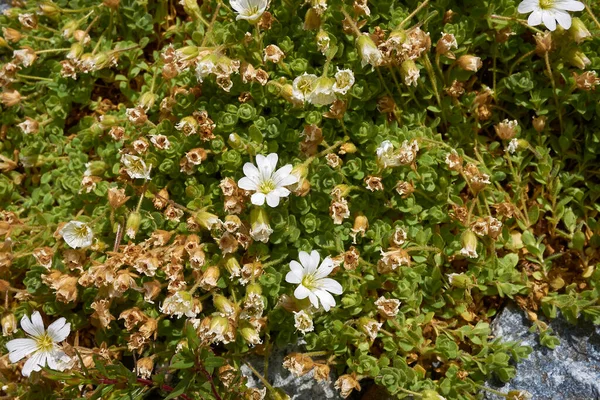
[[292, 73, 318, 103], [229, 0, 268, 23], [293, 310, 314, 334], [376, 140, 400, 168], [59, 221, 93, 249], [285, 250, 343, 312], [307, 76, 336, 106], [121, 154, 152, 180], [160, 291, 200, 318], [6, 312, 72, 377], [332, 68, 355, 95], [238, 153, 298, 207], [507, 138, 519, 154], [518, 0, 584, 31]]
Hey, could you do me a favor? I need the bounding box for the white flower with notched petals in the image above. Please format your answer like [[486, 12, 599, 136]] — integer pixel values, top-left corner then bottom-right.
[[59, 221, 93, 249], [518, 0, 584, 31], [376, 140, 401, 168], [292, 73, 318, 103], [285, 250, 343, 312], [230, 0, 269, 24], [121, 154, 152, 180], [238, 153, 298, 207], [6, 311, 72, 377], [333, 68, 355, 95]]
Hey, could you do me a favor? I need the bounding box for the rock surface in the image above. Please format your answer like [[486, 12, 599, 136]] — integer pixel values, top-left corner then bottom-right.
[[484, 303, 600, 400], [241, 345, 344, 400]]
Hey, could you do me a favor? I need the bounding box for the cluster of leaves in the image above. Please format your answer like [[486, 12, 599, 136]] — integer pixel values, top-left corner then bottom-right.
[[0, 0, 599, 399]]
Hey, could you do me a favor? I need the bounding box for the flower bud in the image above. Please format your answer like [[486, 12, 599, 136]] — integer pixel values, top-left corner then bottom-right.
[[357, 34, 383, 68], [228, 133, 245, 150], [532, 115, 546, 132], [339, 142, 357, 154], [1, 312, 17, 336], [304, 7, 321, 30], [399, 59, 419, 86], [388, 28, 407, 46], [447, 273, 472, 288], [176, 45, 200, 62], [246, 282, 263, 297], [85, 161, 107, 176], [136, 356, 154, 379], [181, 0, 202, 20], [39, 2, 62, 17], [138, 92, 157, 111], [209, 316, 229, 336], [0, 37, 7, 49], [73, 30, 91, 44], [67, 43, 84, 60], [567, 49, 591, 70], [224, 256, 241, 277], [239, 320, 262, 346], [534, 32, 552, 54], [0, 89, 22, 107], [2, 27, 22, 43], [126, 211, 142, 239], [200, 265, 220, 290], [460, 230, 478, 258], [457, 55, 482, 72], [194, 210, 220, 230], [250, 207, 273, 243], [213, 293, 237, 316], [569, 18, 590, 43], [331, 184, 351, 198]]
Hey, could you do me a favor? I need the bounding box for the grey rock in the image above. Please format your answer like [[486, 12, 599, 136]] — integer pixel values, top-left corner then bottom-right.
[[484, 303, 600, 400], [241, 344, 343, 400]]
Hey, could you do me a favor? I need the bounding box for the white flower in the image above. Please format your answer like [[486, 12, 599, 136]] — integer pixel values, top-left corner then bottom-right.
[[121, 154, 152, 180], [307, 76, 336, 106], [357, 34, 383, 68], [229, 0, 268, 24], [507, 138, 519, 154], [332, 68, 355, 95], [238, 153, 298, 207], [517, 0, 584, 31], [160, 291, 200, 318], [6, 311, 72, 377], [292, 73, 318, 103], [250, 222, 273, 243], [293, 310, 314, 334], [376, 140, 400, 168], [59, 221, 93, 249], [285, 250, 343, 312]]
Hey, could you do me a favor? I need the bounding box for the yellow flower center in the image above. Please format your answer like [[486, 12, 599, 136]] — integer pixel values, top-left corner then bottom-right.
[[36, 333, 54, 352], [259, 180, 275, 194], [74, 225, 89, 238], [539, 0, 554, 9], [302, 274, 316, 290]]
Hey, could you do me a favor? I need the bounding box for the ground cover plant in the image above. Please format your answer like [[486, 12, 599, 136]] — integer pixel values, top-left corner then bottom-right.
[[0, 0, 599, 398]]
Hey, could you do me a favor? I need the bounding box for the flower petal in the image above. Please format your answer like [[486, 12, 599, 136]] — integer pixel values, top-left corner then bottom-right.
[[314, 289, 336, 311], [517, 0, 539, 13], [528, 10, 543, 26], [250, 192, 266, 206], [21, 312, 45, 338], [242, 162, 260, 180], [21, 351, 46, 377], [314, 257, 335, 279], [542, 11, 557, 30], [294, 284, 311, 300], [238, 176, 258, 191], [47, 318, 70, 343], [265, 192, 281, 207], [272, 164, 293, 185], [289, 260, 305, 277], [6, 338, 37, 363], [554, 0, 584, 11], [266, 153, 278, 173], [553, 9, 572, 29], [308, 250, 321, 274], [318, 278, 343, 295], [298, 251, 311, 270], [308, 291, 320, 309]]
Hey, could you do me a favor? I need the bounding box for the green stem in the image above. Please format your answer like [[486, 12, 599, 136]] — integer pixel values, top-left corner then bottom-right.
[[585, 2, 600, 30], [398, 0, 430, 29], [16, 74, 53, 82], [35, 48, 71, 54], [544, 52, 563, 134]]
